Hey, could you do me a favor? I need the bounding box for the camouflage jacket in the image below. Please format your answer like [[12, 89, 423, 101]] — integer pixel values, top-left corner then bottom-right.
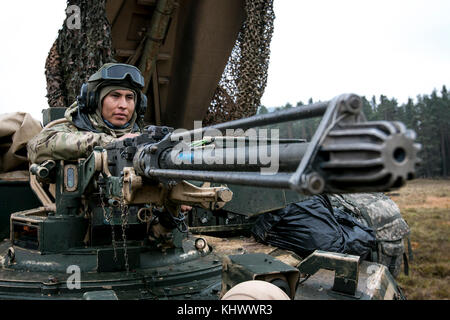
[[27, 102, 140, 164]]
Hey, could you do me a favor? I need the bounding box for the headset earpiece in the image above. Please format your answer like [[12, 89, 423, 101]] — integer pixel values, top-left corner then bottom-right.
[[77, 83, 97, 113], [88, 90, 96, 113], [77, 82, 101, 114], [139, 93, 148, 118], [77, 83, 89, 112]]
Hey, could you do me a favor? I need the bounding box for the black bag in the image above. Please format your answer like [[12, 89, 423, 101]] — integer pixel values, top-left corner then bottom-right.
[[251, 195, 377, 259]]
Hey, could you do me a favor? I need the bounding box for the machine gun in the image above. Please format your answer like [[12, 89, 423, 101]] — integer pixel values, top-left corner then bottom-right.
[[21, 93, 419, 255], [1, 93, 419, 300]]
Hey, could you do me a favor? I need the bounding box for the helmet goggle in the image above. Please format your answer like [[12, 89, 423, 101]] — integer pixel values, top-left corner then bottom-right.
[[88, 63, 145, 89]]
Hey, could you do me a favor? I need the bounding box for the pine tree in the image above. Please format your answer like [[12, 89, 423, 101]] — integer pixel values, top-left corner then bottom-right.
[[260, 86, 449, 177]]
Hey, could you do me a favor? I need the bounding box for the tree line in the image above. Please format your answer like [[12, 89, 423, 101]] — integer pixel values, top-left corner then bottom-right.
[[258, 86, 450, 178]]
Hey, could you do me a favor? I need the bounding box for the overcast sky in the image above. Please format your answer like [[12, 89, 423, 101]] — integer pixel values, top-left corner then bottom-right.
[[1, 0, 449, 122], [261, 0, 450, 108]]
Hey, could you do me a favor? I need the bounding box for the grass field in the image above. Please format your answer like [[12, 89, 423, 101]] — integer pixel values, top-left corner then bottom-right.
[[388, 179, 450, 300]]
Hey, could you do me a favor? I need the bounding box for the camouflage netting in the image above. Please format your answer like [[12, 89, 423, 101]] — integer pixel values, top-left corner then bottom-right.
[[203, 0, 275, 126], [46, 0, 274, 124], [45, 0, 115, 108]]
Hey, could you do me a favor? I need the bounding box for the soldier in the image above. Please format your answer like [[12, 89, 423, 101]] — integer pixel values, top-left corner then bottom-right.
[[27, 63, 193, 212], [27, 63, 146, 164]]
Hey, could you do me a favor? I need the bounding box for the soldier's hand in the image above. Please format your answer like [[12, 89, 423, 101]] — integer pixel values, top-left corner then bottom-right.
[[180, 205, 192, 212], [118, 133, 139, 140]]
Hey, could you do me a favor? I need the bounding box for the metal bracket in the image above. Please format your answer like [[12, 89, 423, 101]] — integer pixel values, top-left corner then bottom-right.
[[289, 94, 363, 194], [122, 167, 232, 206], [297, 250, 361, 297]]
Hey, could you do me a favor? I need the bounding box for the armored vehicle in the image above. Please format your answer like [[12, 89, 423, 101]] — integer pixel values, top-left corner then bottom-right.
[[0, 0, 419, 300]]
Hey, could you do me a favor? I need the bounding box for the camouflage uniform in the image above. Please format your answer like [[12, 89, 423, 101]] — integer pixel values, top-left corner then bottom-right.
[[27, 101, 140, 164]]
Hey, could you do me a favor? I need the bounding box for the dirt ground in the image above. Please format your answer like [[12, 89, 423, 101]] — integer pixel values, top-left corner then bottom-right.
[[388, 179, 450, 300]]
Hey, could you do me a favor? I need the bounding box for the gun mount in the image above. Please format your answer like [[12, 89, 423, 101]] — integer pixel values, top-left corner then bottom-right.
[[1, 93, 419, 299]]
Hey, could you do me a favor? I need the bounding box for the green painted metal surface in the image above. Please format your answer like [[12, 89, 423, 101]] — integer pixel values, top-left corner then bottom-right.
[[0, 181, 41, 239]]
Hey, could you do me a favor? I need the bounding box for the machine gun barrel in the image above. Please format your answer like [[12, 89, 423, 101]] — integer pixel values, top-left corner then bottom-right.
[[146, 169, 293, 188], [132, 94, 421, 195], [160, 140, 309, 172]]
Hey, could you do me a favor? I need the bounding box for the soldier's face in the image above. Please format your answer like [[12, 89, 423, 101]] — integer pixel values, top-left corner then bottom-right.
[[101, 89, 136, 126]]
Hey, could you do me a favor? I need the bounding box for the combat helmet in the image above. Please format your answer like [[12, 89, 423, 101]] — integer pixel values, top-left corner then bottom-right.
[[77, 63, 147, 119]]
